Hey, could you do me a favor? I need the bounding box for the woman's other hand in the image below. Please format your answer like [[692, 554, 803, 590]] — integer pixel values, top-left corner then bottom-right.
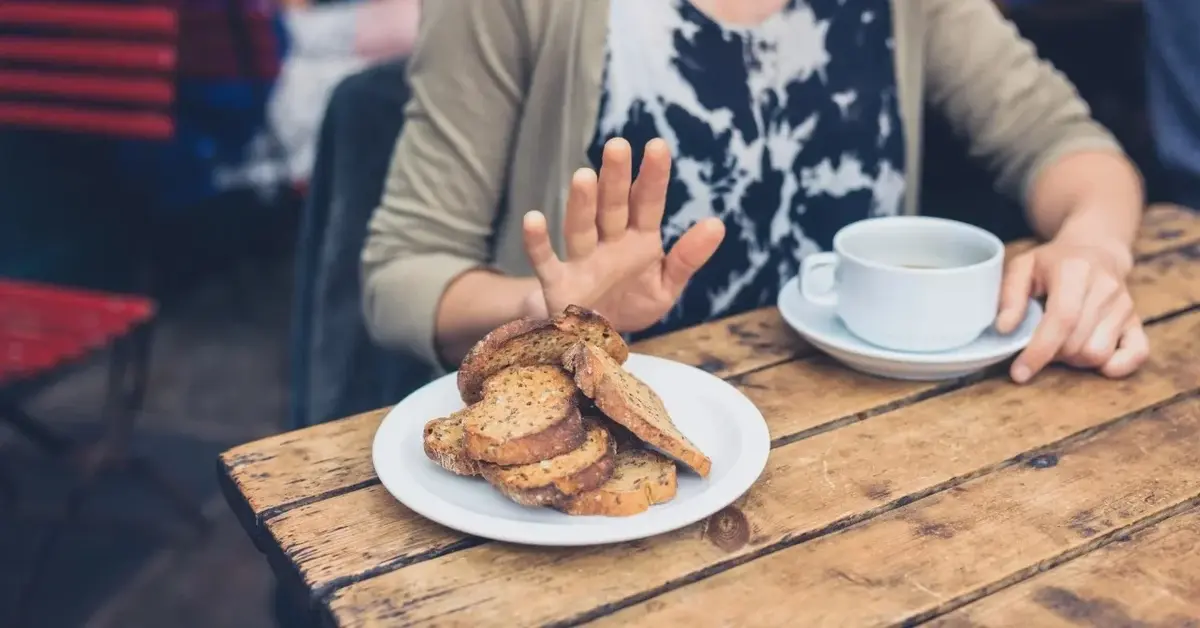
[[996, 237, 1149, 383], [521, 138, 725, 331]]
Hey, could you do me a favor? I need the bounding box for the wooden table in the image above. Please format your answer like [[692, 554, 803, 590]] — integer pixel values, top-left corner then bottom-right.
[[221, 205, 1200, 627]]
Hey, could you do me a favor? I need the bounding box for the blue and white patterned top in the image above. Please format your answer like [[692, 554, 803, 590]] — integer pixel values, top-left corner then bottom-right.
[[587, 0, 907, 338]]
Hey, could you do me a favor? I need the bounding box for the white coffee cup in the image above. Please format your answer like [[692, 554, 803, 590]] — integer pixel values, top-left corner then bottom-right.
[[799, 216, 1005, 353]]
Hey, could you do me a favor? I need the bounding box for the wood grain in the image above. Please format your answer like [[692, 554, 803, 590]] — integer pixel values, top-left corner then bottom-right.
[[1127, 244, 1200, 317], [600, 396, 1200, 627], [323, 312, 1200, 627], [267, 484, 473, 598], [217, 206, 1200, 623], [219, 407, 388, 524], [268, 245, 1200, 605], [631, 307, 809, 378], [1136, 204, 1200, 257], [931, 507, 1200, 627]]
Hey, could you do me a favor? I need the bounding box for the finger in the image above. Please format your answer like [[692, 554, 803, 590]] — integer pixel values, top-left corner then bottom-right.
[[1061, 274, 1123, 360], [597, 138, 633, 241], [662, 218, 725, 296], [522, 211, 563, 285], [1011, 259, 1090, 383], [996, 253, 1035, 334], [1078, 294, 1134, 367], [564, 169, 599, 259], [630, 138, 672, 232], [1100, 318, 1150, 379]]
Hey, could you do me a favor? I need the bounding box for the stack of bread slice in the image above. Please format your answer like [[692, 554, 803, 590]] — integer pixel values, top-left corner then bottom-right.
[[422, 305, 712, 516]]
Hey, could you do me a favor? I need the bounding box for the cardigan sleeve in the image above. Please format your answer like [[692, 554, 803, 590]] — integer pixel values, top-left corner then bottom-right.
[[360, 0, 530, 367], [921, 0, 1129, 204]]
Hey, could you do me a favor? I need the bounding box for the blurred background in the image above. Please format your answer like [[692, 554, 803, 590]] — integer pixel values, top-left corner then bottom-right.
[[0, 0, 1177, 626]]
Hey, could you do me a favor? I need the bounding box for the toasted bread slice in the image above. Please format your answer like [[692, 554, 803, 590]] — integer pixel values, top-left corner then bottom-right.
[[462, 365, 585, 465], [590, 415, 641, 452], [565, 342, 712, 477], [559, 449, 678, 516], [457, 305, 629, 404], [422, 412, 480, 476], [480, 420, 616, 507]]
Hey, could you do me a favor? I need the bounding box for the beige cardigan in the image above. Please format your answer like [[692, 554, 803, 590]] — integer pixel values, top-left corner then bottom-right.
[[362, 0, 1123, 368]]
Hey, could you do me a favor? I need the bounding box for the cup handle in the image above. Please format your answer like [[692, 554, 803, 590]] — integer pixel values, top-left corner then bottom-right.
[[800, 252, 839, 307]]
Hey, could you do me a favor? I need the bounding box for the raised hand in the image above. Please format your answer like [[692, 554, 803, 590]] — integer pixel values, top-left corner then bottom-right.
[[521, 138, 726, 332]]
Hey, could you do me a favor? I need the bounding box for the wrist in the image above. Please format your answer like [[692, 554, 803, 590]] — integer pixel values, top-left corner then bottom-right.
[[518, 282, 548, 319], [1052, 209, 1137, 274]]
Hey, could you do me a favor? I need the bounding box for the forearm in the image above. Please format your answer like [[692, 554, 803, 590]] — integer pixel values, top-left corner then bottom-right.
[[435, 270, 541, 365], [1026, 150, 1143, 262]]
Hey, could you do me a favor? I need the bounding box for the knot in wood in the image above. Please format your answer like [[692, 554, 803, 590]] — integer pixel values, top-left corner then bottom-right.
[[705, 506, 750, 552], [1027, 453, 1059, 469]]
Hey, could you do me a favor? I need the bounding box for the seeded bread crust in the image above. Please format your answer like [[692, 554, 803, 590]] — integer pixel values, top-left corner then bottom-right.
[[462, 365, 585, 465], [457, 305, 629, 404], [558, 449, 678, 516], [564, 342, 713, 477], [422, 413, 480, 476], [480, 421, 616, 507]]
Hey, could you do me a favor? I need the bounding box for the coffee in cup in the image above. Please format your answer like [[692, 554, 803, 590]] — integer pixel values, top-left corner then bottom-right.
[[799, 216, 1005, 353]]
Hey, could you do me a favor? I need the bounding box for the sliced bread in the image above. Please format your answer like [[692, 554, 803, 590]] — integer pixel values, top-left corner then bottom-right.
[[564, 342, 712, 477], [457, 305, 629, 404], [480, 420, 616, 507], [462, 365, 585, 465], [590, 415, 641, 452], [422, 412, 480, 476], [558, 449, 678, 516]]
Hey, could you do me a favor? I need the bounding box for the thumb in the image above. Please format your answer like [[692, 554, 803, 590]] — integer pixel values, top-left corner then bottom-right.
[[996, 253, 1035, 334], [662, 218, 725, 296]]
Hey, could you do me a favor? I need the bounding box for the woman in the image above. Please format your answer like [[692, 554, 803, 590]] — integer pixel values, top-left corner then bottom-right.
[[362, 0, 1148, 384]]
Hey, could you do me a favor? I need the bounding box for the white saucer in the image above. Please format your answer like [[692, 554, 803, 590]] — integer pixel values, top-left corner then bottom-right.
[[372, 353, 770, 546], [777, 276, 1043, 381]]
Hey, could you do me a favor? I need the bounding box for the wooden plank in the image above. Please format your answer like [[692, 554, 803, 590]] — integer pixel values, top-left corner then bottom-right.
[[1128, 243, 1200, 318], [601, 397, 1200, 627], [265, 244, 1200, 603], [220, 210, 1198, 526], [631, 307, 810, 378], [265, 483, 475, 597], [219, 407, 388, 524], [323, 311, 1200, 627], [1136, 204, 1200, 257], [932, 508, 1200, 627]]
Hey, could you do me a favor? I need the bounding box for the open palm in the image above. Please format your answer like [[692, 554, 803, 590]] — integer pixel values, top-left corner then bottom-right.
[[523, 138, 725, 332]]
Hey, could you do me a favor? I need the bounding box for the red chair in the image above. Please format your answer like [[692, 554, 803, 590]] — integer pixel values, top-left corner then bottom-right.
[[0, 1, 207, 623], [0, 0, 180, 138]]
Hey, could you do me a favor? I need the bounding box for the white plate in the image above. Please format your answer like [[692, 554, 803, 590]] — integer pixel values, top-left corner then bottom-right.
[[778, 276, 1042, 381], [371, 353, 771, 546]]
